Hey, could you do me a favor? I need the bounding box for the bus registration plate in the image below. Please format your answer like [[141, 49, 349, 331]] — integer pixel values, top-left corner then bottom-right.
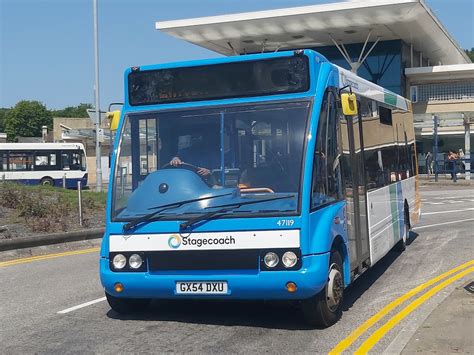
[[176, 281, 228, 295]]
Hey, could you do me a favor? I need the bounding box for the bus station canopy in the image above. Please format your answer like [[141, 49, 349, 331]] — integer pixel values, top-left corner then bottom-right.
[[156, 0, 470, 65]]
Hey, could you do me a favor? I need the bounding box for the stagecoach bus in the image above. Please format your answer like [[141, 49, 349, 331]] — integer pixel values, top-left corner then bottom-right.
[[0, 143, 88, 188], [100, 50, 420, 327]]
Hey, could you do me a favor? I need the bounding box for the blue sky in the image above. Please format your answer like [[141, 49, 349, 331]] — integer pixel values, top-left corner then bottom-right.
[[1, 0, 473, 110]]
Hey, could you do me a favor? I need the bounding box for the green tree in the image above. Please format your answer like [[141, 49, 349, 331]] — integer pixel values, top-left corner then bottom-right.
[[5, 101, 52, 142], [465, 48, 474, 63], [51, 103, 92, 118], [0, 108, 9, 132]]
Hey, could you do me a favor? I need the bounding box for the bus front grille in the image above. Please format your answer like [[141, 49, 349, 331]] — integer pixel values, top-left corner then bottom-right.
[[147, 250, 259, 271]]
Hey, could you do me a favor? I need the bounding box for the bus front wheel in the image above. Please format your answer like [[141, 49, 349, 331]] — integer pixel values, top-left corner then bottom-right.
[[40, 177, 54, 186], [105, 292, 151, 314], [301, 250, 344, 327]]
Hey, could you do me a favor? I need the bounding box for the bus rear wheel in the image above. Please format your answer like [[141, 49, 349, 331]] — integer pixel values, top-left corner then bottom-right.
[[40, 177, 54, 186], [301, 250, 344, 327], [105, 292, 151, 314], [395, 206, 410, 252]]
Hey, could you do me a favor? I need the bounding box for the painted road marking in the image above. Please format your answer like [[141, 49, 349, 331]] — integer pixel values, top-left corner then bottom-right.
[[413, 218, 474, 231], [422, 208, 474, 216], [424, 199, 474, 205], [329, 260, 474, 354], [356, 266, 474, 353], [57, 297, 106, 314], [0, 247, 100, 268]]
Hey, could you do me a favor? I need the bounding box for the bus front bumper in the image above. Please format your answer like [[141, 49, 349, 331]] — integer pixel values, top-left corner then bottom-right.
[[100, 253, 330, 300]]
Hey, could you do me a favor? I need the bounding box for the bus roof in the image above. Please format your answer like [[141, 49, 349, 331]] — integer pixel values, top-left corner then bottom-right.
[[0, 143, 85, 151]]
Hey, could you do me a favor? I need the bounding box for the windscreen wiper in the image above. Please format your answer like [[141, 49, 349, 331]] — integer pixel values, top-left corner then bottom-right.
[[123, 192, 233, 231], [180, 194, 295, 230]]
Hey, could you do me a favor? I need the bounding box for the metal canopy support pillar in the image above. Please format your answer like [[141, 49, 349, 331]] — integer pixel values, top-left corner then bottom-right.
[[93, 0, 102, 192], [329, 30, 380, 74], [410, 43, 413, 67], [433, 115, 439, 182], [330, 36, 352, 64], [464, 114, 471, 181]]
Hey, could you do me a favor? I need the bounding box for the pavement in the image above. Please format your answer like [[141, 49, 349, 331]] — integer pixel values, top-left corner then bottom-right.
[[0, 184, 473, 354], [418, 174, 473, 186], [0, 228, 104, 251], [401, 282, 474, 354]]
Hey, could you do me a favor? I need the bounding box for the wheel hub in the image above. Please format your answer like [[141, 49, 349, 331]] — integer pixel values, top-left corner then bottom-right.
[[326, 263, 343, 311]]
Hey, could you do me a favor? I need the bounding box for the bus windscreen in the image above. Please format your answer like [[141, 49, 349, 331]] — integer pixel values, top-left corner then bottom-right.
[[128, 55, 309, 106]]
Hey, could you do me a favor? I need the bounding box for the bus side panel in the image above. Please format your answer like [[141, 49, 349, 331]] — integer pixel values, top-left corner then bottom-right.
[[366, 175, 417, 265], [367, 183, 401, 264], [2, 171, 87, 188], [308, 202, 350, 286]]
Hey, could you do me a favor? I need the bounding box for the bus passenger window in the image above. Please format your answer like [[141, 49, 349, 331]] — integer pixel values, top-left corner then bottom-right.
[[71, 153, 81, 170], [61, 153, 70, 170], [50, 154, 56, 166], [35, 155, 48, 166], [379, 105, 392, 125], [0, 152, 5, 171], [34, 152, 58, 170], [8, 152, 33, 171]]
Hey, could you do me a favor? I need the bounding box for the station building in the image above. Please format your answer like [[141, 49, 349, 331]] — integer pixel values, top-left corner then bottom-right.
[[155, 0, 473, 178]]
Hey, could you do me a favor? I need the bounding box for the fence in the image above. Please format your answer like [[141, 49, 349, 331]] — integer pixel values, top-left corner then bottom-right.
[[427, 158, 472, 182]]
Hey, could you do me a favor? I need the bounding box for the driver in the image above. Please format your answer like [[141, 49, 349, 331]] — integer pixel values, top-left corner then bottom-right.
[[169, 133, 220, 176]]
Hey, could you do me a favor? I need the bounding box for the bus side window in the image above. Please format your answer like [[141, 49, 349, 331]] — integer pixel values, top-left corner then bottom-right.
[[61, 153, 70, 170], [311, 90, 340, 209], [0, 151, 5, 171], [34, 151, 57, 170], [71, 153, 81, 170], [8, 152, 33, 171]]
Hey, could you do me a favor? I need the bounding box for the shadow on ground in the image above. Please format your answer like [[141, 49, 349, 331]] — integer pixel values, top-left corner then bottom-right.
[[107, 299, 316, 330]]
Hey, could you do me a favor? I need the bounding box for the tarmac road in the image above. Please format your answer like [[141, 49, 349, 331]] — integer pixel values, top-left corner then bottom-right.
[[0, 184, 473, 354]]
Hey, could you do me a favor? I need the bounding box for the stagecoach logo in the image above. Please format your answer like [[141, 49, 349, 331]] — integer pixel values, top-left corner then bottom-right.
[[168, 235, 182, 249], [340, 72, 360, 90], [167, 234, 237, 249]]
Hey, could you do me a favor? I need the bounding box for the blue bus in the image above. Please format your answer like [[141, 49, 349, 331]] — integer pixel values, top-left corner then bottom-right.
[[100, 50, 420, 327]]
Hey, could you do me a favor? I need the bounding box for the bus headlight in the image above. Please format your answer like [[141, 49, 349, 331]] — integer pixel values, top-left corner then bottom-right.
[[129, 253, 143, 269], [112, 254, 127, 269], [264, 252, 279, 268], [282, 251, 298, 268]]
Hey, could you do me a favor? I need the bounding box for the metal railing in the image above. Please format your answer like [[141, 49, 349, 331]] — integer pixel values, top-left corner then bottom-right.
[[427, 158, 472, 182]]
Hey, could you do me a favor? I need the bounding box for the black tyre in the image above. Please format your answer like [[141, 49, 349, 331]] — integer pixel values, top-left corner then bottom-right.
[[394, 207, 410, 252], [301, 250, 344, 327], [105, 292, 151, 314], [40, 177, 54, 186]]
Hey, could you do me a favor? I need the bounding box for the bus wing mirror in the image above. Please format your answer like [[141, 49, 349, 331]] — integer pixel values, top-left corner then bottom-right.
[[106, 110, 121, 131], [341, 93, 358, 116]]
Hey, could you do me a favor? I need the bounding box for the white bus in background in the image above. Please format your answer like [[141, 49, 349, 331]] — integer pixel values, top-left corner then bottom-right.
[[0, 143, 88, 188]]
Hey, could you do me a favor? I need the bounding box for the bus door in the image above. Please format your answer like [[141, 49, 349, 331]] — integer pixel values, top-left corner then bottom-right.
[[339, 106, 370, 275]]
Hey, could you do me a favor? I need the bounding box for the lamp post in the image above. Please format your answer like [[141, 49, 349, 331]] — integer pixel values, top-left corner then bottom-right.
[[93, 0, 102, 192]]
